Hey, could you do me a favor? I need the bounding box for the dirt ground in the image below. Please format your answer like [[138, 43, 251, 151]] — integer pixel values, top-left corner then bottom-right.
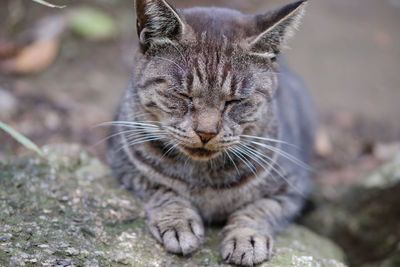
[[0, 0, 399, 194]]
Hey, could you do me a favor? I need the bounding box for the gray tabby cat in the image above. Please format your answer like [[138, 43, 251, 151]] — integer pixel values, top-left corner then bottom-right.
[[107, 0, 316, 265]]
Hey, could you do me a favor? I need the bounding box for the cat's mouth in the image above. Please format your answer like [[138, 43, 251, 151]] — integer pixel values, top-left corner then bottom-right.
[[181, 146, 220, 160]]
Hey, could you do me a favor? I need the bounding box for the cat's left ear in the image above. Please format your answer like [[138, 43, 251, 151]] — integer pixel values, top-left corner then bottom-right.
[[136, 0, 185, 49], [247, 0, 308, 59]]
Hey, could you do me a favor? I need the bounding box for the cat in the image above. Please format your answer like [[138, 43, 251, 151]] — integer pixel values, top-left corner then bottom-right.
[[107, 0, 317, 265]]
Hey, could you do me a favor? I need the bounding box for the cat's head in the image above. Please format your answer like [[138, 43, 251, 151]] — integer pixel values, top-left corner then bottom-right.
[[133, 0, 307, 161]]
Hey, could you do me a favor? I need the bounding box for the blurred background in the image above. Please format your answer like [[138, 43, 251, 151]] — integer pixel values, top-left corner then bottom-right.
[[0, 0, 399, 265]]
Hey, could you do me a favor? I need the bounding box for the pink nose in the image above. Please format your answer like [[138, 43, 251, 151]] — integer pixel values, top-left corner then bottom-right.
[[195, 130, 217, 144]]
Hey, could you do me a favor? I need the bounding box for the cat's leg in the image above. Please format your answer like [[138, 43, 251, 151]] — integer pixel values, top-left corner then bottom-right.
[[144, 187, 205, 255], [220, 193, 302, 266], [108, 140, 204, 253], [108, 146, 204, 255]]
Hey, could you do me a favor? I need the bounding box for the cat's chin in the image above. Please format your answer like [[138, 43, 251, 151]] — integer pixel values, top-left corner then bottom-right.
[[180, 146, 221, 161]]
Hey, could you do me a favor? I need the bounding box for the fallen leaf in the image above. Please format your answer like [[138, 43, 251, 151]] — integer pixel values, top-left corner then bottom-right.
[[0, 37, 18, 59], [0, 15, 66, 74], [0, 38, 60, 74]]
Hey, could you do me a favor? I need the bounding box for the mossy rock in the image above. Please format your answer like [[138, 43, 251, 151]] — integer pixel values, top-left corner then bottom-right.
[[0, 144, 346, 266], [302, 154, 400, 266]]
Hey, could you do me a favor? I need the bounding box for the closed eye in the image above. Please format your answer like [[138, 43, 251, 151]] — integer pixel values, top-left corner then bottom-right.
[[178, 93, 195, 110], [178, 92, 191, 99], [225, 99, 241, 106]]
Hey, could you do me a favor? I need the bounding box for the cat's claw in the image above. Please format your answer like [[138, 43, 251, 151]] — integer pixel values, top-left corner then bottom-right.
[[147, 211, 204, 255], [220, 228, 273, 266]]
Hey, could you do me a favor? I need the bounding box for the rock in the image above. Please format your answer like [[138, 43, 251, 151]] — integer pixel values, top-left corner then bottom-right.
[[303, 154, 400, 266], [0, 144, 346, 266], [374, 142, 400, 162]]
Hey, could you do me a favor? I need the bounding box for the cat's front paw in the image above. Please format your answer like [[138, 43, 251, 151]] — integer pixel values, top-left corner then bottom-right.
[[146, 208, 204, 255], [220, 227, 273, 266]]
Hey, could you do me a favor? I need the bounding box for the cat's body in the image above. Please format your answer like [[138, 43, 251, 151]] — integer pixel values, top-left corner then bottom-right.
[[107, 0, 316, 265]]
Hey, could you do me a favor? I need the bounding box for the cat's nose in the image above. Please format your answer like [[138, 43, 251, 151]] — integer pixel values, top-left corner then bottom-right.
[[195, 130, 217, 144]]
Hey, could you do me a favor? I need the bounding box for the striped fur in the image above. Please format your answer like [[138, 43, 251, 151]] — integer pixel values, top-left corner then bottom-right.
[[107, 0, 316, 265]]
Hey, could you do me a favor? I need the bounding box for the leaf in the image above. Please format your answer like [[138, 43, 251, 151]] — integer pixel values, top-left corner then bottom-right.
[[32, 0, 66, 9], [0, 38, 60, 74], [0, 121, 44, 157], [68, 7, 117, 41]]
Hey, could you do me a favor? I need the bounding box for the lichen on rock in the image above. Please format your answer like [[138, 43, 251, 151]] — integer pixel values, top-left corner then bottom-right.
[[0, 144, 346, 266]]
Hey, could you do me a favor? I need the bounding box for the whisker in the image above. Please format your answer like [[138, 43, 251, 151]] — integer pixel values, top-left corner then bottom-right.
[[92, 116, 167, 148], [240, 135, 297, 148], [239, 143, 306, 197], [91, 128, 163, 148], [162, 140, 175, 149], [125, 134, 167, 144], [121, 128, 167, 141], [240, 144, 280, 171], [239, 143, 287, 183], [243, 140, 310, 170], [171, 142, 181, 152], [122, 128, 165, 137], [125, 132, 168, 143], [170, 142, 182, 154], [161, 141, 181, 159], [231, 146, 260, 177], [224, 149, 240, 176], [237, 144, 274, 177], [229, 146, 257, 177], [122, 128, 167, 134], [98, 121, 162, 128]]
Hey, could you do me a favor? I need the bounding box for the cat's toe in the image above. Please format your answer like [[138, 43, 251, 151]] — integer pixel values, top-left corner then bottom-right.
[[162, 220, 203, 255], [147, 215, 204, 255], [220, 228, 273, 266], [165, 226, 199, 254]]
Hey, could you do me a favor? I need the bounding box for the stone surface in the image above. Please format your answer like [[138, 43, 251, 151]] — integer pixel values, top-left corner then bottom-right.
[[303, 154, 400, 266], [0, 144, 346, 266]]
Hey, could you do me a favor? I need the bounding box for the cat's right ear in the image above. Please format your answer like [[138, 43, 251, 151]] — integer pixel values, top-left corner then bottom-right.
[[246, 0, 307, 59], [136, 0, 185, 50]]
